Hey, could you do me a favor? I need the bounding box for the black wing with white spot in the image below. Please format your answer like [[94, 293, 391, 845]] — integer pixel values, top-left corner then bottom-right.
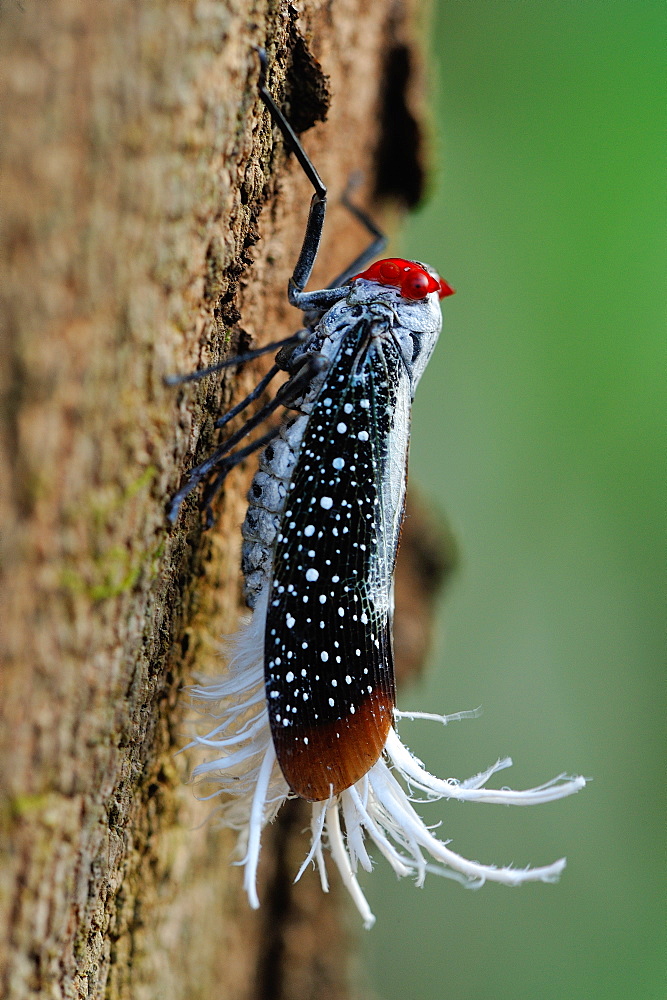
[[264, 319, 411, 801]]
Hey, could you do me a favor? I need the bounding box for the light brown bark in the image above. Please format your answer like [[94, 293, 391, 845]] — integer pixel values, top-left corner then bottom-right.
[[0, 1, 436, 997]]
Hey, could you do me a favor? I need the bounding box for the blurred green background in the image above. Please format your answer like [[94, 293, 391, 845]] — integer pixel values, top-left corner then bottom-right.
[[364, 3, 665, 999]]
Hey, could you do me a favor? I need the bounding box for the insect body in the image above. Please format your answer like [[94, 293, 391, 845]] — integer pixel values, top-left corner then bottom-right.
[[246, 273, 444, 800], [173, 49, 585, 927]]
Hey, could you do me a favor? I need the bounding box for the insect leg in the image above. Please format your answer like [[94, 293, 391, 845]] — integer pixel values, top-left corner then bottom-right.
[[163, 331, 307, 387], [215, 364, 280, 429], [257, 51, 388, 308], [257, 48, 326, 203], [167, 392, 287, 523], [167, 350, 327, 522], [199, 349, 328, 520], [257, 48, 337, 311], [297, 189, 388, 331], [199, 427, 282, 528]]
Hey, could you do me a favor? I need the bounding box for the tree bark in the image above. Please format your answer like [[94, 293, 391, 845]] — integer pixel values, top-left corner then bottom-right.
[[0, 1, 435, 997]]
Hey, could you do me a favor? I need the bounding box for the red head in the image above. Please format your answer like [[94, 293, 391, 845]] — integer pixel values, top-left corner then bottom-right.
[[351, 258, 455, 301]]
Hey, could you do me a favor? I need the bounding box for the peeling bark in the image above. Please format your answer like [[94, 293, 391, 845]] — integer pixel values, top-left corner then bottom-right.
[[0, 1, 436, 997]]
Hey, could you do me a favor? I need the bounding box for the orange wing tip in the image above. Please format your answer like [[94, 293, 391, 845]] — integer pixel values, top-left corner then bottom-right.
[[275, 689, 394, 801]]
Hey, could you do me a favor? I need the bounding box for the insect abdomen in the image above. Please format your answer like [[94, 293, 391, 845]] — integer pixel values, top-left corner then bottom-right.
[[241, 415, 308, 608]]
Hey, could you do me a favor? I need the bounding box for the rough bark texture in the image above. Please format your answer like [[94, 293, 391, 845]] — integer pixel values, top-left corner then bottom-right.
[[0, 1, 437, 997]]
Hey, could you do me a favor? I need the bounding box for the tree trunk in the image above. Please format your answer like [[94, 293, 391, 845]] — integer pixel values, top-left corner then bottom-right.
[[0, 1, 436, 997]]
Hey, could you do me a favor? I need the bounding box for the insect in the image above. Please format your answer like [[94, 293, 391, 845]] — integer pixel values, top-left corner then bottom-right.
[[169, 48, 585, 928]]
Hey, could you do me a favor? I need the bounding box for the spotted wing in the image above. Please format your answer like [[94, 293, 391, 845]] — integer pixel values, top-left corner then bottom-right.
[[264, 320, 412, 801]]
